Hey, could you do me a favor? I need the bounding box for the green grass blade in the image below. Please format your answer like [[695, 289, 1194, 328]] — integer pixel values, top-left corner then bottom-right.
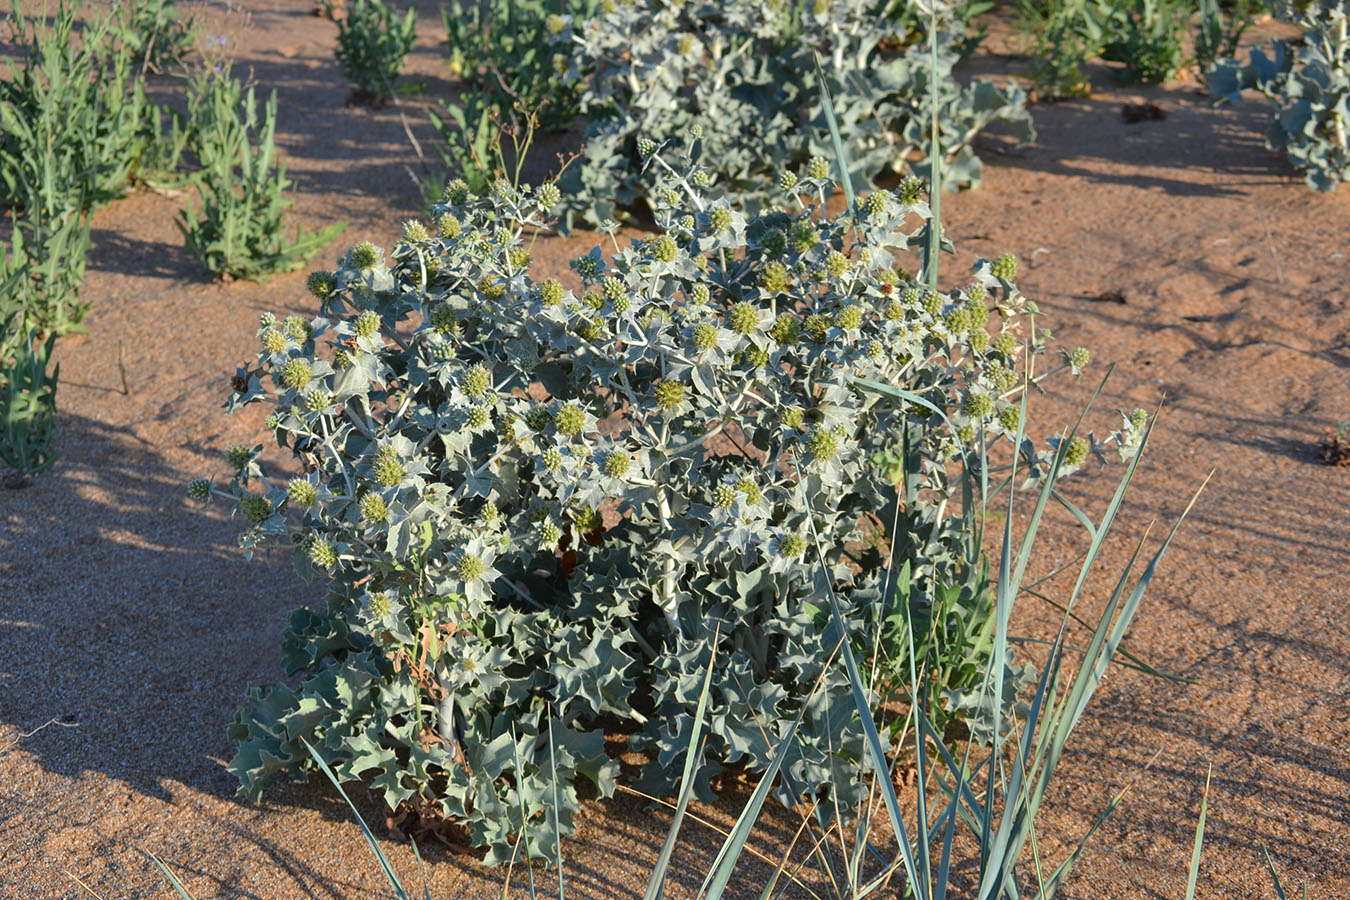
[[143, 852, 199, 900], [645, 645, 719, 900], [547, 714, 566, 900], [302, 738, 410, 900], [811, 52, 857, 217], [1185, 768, 1212, 900], [698, 706, 808, 900]]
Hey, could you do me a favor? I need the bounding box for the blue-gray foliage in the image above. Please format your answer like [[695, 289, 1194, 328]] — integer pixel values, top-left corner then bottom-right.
[[1209, 0, 1350, 191], [197, 145, 1136, 863]]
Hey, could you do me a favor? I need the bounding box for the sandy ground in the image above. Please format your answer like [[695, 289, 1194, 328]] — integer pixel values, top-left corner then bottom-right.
[[1, 2, 1348, 898]]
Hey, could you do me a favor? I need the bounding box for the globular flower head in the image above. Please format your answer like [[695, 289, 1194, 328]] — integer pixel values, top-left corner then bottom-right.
[[770, 312, 798, 344], [187, 478, 211, 501], [306, 271, 336, 300], [712, 484, 736, 508], [283, 316, 310, 341], [963, 392, 994, 419], [792, 222, 818, 252], [654, 379, 685, 412], [807, 156, 829, 180], [555, 402, 586, 437], [993, 331, 1018, 357], [462, 364, 491, 398], [438, 215, 462, 239], [305, 388, 333, 412], [542, 446, 564, 471], [692, 323, 718, 352], [350, 241, 382, 270], [373, 446, 406, 487], [967, 283, 988, 303], [259, 312, 277, 327], [537, 182, 561, 209], [779, 170, 798, 191], [1068, 347, 1090, 372], [466, 406, 490, 429], [761, 261, 790, 294], [835, 305, 862, 331], [778, 533, 806, 558], [537, 520, 562, 547], [761, 229, 786, 256], [991, 253, 1018, 281], [825, 251, 848, 279], [280, 359, 313, 391], [651, 235, 679, 263], [637, 137, 657, 160], [288, 478, 317, 506], [227, 444, 250, 470], [603, 450, 631, 478], [442, 179, 470, 205], [807, 427, 839, 462], [729, 302, 760, 335], [864, 192, 886, 218], [735, 477, 762, 505], [746, 346, 770, 367], [1128, 408, 1149, 431], [540, 278, 565, 306], [1063, 436, 1090, 467], [708, 207, 733, 233], [360, 492, 389, 522], [308, 537, 338, 569], [401, 220, 429, 243], [898, 176, 923, 205], [998, 405, 1021, 433], [241, 494, 272, 525], [545, 13, 566, 34], [262, 328, 287, 354], [353, 310, 380, 339]]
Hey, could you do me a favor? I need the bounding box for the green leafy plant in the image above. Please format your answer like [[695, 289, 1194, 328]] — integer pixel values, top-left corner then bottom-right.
[[425, 86, 509, 200], [0, 212, 94, 350], [0, 323, 60, 480], [329, 0, 417, 104], [440, 0, 592, 133], [176, 64, 347, 281], [1194, 0, 1262, 84], [1102, 0, 1192, 84], [556, 0, 1033, 229], [0, 0, 162, 217], [1209, 0, 1350, 191], [111, 0, 200, 73], [1015, 0, 1115, 98]]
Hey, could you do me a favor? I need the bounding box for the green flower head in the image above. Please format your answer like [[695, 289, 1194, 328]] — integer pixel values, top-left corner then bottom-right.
[[241, 494, 272, 525], [360, 492, 389, 522], [353, 310, 380, 339], [350, 241, 382, 270], [807, 156, 829, 180], [1063, 436, 1090, 467], [280, 359, 313, 392], [807, 427, 839, 461], [187, 478, 211, 501], [287, 478, 317, 506], [555, 403, 586, 437], [306, 271, 336, 300], [991, 253, 1018, 281], [761, 261, 790, 294]]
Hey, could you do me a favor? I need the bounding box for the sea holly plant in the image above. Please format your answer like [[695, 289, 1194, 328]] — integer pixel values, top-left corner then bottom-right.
[[193, 132, 1142, 860], [1209, 0, 1350, 191], [556, 0, 1032, 229]]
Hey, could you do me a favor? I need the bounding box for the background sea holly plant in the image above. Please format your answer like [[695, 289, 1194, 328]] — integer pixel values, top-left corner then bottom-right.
[[195, 130, 1143, 860], [554, 0, 1033, 229]]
